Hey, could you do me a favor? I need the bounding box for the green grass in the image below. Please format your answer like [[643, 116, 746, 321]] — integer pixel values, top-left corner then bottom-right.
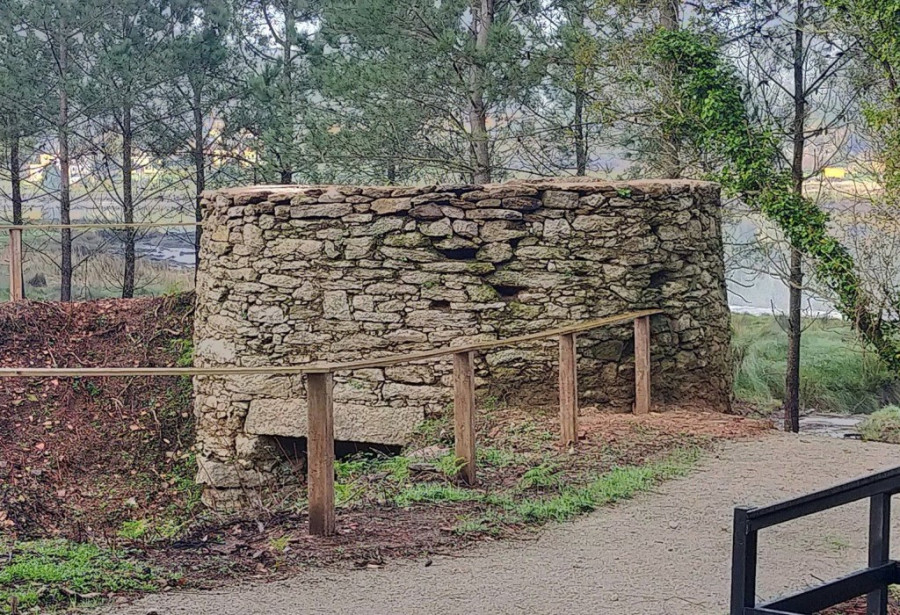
[[0, 539, 165, 613], [859, 406, 900, 443], [395, 447, 702, 533], [732, 314, 898, 414]]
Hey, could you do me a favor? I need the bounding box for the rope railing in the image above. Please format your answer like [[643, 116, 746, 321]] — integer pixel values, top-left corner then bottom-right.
[[0, 308, 662, 536], [2, 222, 201, 300]]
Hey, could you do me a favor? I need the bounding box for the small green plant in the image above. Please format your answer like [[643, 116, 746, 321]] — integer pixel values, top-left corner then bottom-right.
[[434, 453, 466, 478], [334, 456, 371, 481], [378, 455, 412, 482], [478, 447, 520, 468], [518, 463, 562, 490], [334, 482, 363, 507], [269, 536, 290, 553], [118, 519, 149, 540], [615, 187, 633, 198], [170, 339, 194, 367]]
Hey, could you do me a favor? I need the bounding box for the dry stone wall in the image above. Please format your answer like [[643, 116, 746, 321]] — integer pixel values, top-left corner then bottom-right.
[[194, 179, 732, 509]]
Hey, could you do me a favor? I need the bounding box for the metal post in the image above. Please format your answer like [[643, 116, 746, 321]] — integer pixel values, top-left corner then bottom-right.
[[731, 507, 758, 615], [868, 493, 891, 615]]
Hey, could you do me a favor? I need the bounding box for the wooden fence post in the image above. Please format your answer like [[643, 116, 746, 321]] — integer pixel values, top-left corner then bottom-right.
[[453, 351, 476, 485], [634, 315, 651, 415], [558, 333, 578, 446], [8, 228, 23, 301], [307, 371, 335, 536]]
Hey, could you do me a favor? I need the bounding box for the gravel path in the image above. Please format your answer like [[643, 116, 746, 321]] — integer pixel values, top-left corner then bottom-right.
[[111, 434, 900, 614]]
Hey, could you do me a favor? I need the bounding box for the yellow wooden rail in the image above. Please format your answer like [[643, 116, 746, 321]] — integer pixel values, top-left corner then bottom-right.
[[0, 308, 661, 536], [2, 223, 201, 301]]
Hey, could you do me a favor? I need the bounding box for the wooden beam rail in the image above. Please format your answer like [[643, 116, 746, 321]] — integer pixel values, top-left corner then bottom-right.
[[0, 308, 662, 537], [0, 309, 661, 378]]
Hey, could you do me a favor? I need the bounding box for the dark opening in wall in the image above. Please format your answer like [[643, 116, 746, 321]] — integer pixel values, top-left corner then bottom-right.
[[491, 284, 525, 299], [435, 246, 479, 260], [271, 436, 403, 462], [649, 270, 668, 289], [431, 299, 451, 311]]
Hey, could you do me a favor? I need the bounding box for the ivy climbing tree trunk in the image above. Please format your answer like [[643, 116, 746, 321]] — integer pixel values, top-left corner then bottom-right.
[[784, 0, 806, 433]]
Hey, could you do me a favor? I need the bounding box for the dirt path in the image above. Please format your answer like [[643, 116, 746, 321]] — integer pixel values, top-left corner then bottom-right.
[[111, 434, 900, 614]]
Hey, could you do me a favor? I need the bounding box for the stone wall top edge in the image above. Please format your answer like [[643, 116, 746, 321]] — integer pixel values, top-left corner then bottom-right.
[[201, 178, 720, 202]]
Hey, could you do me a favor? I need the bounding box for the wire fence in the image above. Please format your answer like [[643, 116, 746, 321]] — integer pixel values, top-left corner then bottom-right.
[[2, 222, 201, 301]]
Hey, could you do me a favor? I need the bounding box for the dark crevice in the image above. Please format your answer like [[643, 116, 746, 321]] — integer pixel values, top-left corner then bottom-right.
[[649, 270, 668, 289], [431, 299, 451, 311], [435, 247, 478, 260], [271, 436, 403, 462], [491, 284, 525, 298]]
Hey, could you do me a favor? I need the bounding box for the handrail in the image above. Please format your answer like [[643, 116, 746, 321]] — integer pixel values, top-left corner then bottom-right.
[[731, 467, 900, 615], [0, 309, 661, 378], [0, 308, 662, 537]]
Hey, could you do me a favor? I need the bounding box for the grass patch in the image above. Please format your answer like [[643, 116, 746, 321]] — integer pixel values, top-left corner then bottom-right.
[[393, 483, 480, 507], [732, 314, 897, 413], [446, 447, 701, 534], [859, 406, 900, 444], [0, 539, 165, 613]]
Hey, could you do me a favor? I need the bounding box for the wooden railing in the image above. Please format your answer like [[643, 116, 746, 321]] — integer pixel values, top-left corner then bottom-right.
[[2, 222, 201, 301], [0, 293, 661, 534]]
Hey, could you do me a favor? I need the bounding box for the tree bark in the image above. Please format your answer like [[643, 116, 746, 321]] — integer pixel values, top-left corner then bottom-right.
[[574, 85, 587, 176], [659, 0, 681, 179], [279, 1, 294, 185], [9, 135, 23, 298], [122, 103, 135, 298], [784, 0, 805, 434], [10, 136, 22, 225], [192, 83, 205, 268], [468, 0, 493, 184], [58, 28, 72, 302]]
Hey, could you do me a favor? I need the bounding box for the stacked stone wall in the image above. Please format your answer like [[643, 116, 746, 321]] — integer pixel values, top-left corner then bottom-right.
[[193, 179, 732, 507]]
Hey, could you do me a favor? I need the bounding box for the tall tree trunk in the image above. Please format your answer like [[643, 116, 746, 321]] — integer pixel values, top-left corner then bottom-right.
[[659, 0, 681, 179], [574, 86, 587, 176], [279, 2, 294, 185], [58, 29, 72, 302], [122, 104, 135, 298], [9, 135, 23, 298], [469, 0, 492, 184], [192, 84, 205, 269], [784, 0, 805, 434], [10, 136, 22, 225]]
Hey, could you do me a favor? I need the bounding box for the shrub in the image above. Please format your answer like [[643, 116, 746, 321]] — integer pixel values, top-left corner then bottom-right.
[[859, 406, 900, 444]]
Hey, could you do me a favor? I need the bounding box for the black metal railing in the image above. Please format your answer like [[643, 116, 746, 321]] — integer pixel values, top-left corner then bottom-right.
[[731, 465, 900, 615]]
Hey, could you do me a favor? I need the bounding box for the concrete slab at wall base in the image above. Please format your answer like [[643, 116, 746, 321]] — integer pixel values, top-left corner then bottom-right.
[[243, 397, 421, 445], [193, 178, 733, 508]]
